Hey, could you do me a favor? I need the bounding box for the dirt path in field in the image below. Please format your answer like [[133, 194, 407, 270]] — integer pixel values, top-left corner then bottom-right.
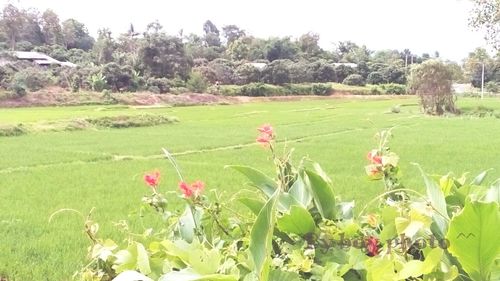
[[0, 87, 412, 108]]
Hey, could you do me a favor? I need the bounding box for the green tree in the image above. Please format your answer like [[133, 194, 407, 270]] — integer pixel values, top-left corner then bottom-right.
[[203, 20, 221, 47], [408, 59, 457, 115], [265, 37, 299, 62], [93, 28, 116, 64], [222, 25, 245, 45], [187, 71, 209, 93], [62, 19, 94, 50], [469, 0, 499, 50], [41, 9, 64, 45], [139, 30, 191, 79], [298, 32, 321, 57], [0, 4, 25, 49]]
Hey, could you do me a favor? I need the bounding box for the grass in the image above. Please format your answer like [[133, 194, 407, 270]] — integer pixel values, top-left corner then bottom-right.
[[1, 97, 500, 280]]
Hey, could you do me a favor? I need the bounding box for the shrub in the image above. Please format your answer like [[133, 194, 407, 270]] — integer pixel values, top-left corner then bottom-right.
[[169, 87, 190, 95], [0, 124, 27, 137], [102, 63, 133, 92], [366, 71, 385, 84], [381, 83, 407, 95], [186, 71, 209, 93], [343, 74, 366, 86], [10, 67, 53, 92], [88, 72, 107, 92], [72, 127, 499, 281], [486, 81, 499, 93], [311, 83, 333, 95], [8, 82, 27, 97], [86, 114, 178, 128], [146, 77, 170, 94], [408, 59, 457, 115]]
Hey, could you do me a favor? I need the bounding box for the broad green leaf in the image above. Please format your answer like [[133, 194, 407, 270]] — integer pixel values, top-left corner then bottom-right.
[[277, 192, 302, 212], [321, 263, 344, 281], [114, 246, 136, 273], [471, 169, 491, 186], [268, 269, 301, 281], [305, 169, 336, 220], [336, 201, 354, 220], [416, 165, 449, 238], [159, 269, 238, 281], [446, 201, 500, 281], [250, 189, 279, 281], [364, 257, 397, 281], [238, 197, 265, 216], [188, 247, 221, 275], [483, 181, 500, 204], [113, 270, 154, 281], [277, 205, 315, 236], [395, 208, 432, 238], [397, 248, 443, 279], [289, 175, 312, 208], [380, 206, 398, 241], [136, 243, 151, 275], [179, 206, 196, 243], [227, 165, 277, 197]]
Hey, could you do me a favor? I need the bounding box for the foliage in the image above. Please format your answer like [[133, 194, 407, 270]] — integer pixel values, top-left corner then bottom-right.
[[187, 71, 209, 93], [146, 77, 170, 94], [469, 0, 499, 50], [70, 124, 500, 281], [408, 59, 457, 115], [342, 74, 365, 86], [10, 66, 53, 92]]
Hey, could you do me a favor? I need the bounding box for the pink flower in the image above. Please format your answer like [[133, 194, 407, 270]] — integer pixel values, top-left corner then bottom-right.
[[365, 236, 379, 256], [144, 170, 160, 188], [191, 180, 205, 197], [256, 134, 272, 146], [178, 180, 205, 198], [257, 124, 273, 136], [367, 150, 382, 165], [257, 124, 275, 146]]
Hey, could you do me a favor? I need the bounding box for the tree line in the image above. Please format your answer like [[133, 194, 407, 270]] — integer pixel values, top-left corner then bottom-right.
[[0, 2, 498, 96]]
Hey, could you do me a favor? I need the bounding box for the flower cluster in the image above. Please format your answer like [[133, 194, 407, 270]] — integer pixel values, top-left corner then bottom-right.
[[143, 170, 160, 191], [178, 180, 205, 199], [143, 170, 205, 199], [256, 124, 275, 146]]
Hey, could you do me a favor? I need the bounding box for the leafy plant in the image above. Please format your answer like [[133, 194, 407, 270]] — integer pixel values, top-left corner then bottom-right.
[[68, 125, 500, 281]]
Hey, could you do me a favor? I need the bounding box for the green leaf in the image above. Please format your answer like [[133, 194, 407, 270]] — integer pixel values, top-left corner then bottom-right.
[[305, 169, 336, 220], [136, 243, 151, 275], [397, 248, 443, 279], [179, 206, 203, 243], [415, 165, 449, 237], [446, 201, 500, 281], [380, 206, 398, 241], [250, 189, 279, 281], [364, 257, 397, 281], [238, 197, 265, 216], [227, 165, 277, 198], [159, 269, 238, 281], [277, 205, 316, 236], [289, 175, 312, 208], [471, 169, 491, 186], [268, 269, 301, 281]]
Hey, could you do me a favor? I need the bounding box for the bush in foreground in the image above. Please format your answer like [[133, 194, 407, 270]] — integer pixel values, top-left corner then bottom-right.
[[62, 126, 499, 281]]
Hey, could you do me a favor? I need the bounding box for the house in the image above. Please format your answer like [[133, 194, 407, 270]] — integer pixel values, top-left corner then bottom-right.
[[12, 51, 77, 67]]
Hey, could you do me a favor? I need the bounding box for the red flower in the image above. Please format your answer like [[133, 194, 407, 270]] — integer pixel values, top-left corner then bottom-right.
[[257, 124, 274, 146], [256, 134, 272, 146], [191, 180, 205, 197], [365, 236, 379, 256], [367, 150, 382, 165], [178, 180, 205, 198], [144, 170, 160, 188], [257, 124, 273, 136]]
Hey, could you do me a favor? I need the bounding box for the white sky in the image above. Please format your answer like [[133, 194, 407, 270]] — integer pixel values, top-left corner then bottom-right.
[[2, 0, 491, 62]]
